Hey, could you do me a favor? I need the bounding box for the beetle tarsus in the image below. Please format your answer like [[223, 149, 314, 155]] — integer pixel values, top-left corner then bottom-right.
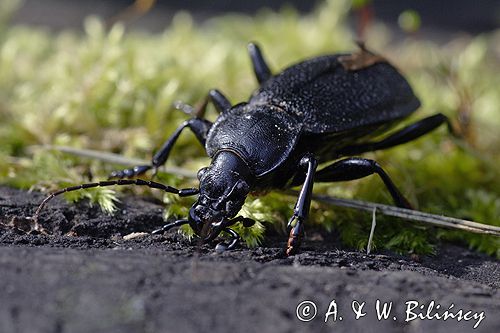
[[286, 222, 304, 256], [215, 227, 241, 252], [152, 219, 189, 235]]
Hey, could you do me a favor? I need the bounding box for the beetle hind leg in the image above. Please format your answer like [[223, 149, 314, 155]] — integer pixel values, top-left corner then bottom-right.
[[315, 157, 412, 209], [337, 113, 455, 156]]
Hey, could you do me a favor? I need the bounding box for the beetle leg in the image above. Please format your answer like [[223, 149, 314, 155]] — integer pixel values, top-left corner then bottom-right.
[[150, 118, 212, 169], [287, 155, 318, 256], [215, 228, 241, 252], [224, 216, 256, 228], [108, 118, 212, 179], [248, 42, 272, 84], [208, 89, 232, 113], [315, 157, 412, 209], [152, 219, 189, 235], [338, 113, 455, 155]]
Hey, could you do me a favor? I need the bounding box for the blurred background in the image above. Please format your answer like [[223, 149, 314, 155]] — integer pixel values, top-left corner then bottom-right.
[[0, 0, 499, 256], [6, 0, 500, 35], [9, 0, 500, 36]]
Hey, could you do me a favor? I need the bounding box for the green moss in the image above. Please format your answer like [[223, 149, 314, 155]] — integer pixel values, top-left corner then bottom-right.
[[0, 0, 498, 256]]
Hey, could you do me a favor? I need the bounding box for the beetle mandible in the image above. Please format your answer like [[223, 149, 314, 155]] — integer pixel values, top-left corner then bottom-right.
[[34, 42, 453, 255]]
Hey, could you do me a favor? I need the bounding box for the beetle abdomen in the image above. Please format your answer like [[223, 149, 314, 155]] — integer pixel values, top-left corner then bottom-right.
[[251, 55, 420, 134]]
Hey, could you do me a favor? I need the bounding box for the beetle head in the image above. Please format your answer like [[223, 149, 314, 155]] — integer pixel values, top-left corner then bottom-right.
[[188, 151, 251, 240]]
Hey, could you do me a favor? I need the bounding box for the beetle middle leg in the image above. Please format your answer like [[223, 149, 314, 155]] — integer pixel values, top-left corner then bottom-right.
[[287, 155, 318, 256], [214, 228, 241, 252], [314, 157, 412, 209], [109, 89, 231, 179]]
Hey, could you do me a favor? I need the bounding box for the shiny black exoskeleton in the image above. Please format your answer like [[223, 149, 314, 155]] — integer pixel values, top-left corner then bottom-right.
[[35, 42, 453, 255]]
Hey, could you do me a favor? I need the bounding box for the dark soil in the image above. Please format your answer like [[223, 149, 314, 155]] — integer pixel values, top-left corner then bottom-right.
[[0, 185, 498, 333]]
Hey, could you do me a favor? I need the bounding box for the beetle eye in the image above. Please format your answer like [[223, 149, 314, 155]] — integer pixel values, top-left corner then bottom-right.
[[197, 167, 208, 180]]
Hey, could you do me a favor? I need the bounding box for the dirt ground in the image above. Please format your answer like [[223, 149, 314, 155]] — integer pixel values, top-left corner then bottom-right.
[[0, 185, 498, 333]]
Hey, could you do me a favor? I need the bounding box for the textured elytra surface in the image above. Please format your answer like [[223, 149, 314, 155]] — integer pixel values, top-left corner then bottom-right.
[[0, 186, 498, 333], [251, 55, 420, 133]]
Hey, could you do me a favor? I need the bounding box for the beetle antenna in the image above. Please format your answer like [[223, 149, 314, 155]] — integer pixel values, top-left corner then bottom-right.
[[32, 179, 199, 223]]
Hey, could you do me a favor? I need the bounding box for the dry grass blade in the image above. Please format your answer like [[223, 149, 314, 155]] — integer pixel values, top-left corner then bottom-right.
[[367, 207, 377, 254], [294, 191, 500, 236], [29, 145, 198, 179]]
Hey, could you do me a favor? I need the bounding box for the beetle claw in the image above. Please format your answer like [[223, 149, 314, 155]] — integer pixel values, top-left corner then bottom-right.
[[213, 227, 241, 252], [286, 222, 304, 256]]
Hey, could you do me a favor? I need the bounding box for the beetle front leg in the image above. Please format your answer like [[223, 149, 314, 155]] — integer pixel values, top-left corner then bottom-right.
[[215, 228, 241, 252], [287, 155, 318, 256], [109, 117, 212, 179], [109, 89, 234, 179], [152, 219, 189, 235]]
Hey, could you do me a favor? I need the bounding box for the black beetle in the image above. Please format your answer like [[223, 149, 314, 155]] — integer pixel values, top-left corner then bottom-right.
[[34, 42, 453, 255]]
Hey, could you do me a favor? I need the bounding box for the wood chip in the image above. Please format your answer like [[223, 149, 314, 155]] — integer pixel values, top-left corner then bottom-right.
[[123, 232, 149, 240]]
